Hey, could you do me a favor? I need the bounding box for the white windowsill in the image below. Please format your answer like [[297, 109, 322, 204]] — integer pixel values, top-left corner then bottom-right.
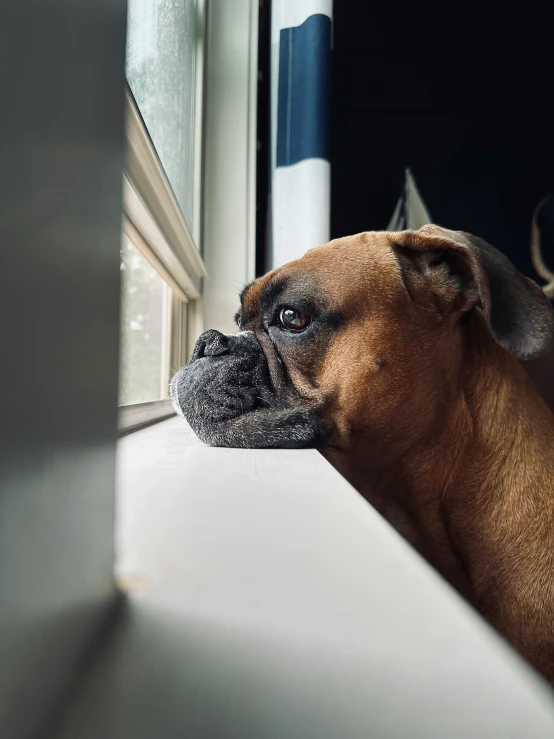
[[54, 417, 554, 737]]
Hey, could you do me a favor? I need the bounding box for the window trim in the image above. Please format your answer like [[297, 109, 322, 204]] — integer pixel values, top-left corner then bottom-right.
[[192, 0, 207, 247], [202, 0, 259, 334], [118, 400, 175, 436], [171, 296, 189, 373], [123, 89, 207, 297]]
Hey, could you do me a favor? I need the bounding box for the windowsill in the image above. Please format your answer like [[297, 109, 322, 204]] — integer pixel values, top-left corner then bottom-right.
[[55, 418, 554, 737]]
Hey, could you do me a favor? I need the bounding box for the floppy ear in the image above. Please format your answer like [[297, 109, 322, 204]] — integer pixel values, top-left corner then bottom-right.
[[389, 224, 554, 360]]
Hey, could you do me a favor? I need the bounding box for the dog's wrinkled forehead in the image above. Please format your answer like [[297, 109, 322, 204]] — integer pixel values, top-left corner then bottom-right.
[[239, 232, 398, 324]]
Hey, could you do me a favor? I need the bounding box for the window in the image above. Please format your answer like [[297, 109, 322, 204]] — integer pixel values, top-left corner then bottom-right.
[[125, 0, 199, 231], [119, 0, 207, 433], [119, 234, 171, 406]]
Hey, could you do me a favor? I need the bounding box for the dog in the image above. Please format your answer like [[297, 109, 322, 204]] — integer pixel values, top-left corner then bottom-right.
[[171, 225, 554, 684]]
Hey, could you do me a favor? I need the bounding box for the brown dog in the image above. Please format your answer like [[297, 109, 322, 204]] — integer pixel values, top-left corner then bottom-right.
[[171, 225, 554, 683]]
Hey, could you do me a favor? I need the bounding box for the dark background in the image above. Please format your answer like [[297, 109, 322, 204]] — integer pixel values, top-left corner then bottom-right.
[[331, 3, 554, 279]]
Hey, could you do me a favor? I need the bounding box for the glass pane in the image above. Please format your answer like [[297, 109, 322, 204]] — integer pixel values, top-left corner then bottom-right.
[[126, 0, 197, 230], [119, 234, 170, 406]]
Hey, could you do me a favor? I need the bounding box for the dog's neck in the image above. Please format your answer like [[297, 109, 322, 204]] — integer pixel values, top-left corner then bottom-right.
[[324, 311, 554, 615], [457, 311, 554, 505]]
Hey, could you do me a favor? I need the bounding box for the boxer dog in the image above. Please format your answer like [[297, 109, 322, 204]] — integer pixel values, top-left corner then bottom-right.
[[171, 225, 554, 684]]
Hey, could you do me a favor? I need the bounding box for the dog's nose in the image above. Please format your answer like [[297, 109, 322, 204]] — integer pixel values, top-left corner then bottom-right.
[[193, 329, 229, 359]]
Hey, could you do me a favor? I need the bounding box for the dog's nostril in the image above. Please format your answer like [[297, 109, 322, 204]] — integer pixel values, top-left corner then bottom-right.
[[205, 337, 228, 357], [195, 329, 229, 358]]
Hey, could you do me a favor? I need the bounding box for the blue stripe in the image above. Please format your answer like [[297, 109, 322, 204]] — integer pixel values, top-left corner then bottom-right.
[[276, 14, 331, 168]]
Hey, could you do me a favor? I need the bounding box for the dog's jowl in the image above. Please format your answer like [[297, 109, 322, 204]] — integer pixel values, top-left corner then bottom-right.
[[171, 225, 554, 685]]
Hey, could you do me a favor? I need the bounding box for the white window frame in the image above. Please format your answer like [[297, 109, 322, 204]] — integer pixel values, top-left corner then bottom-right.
[[119, 0, 259, 434], [202, 0, 259, 335]]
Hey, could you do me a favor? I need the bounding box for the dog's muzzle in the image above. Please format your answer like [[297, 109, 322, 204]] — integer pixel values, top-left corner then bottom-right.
[[171, 329, 332, 449], [171, 329, 273, 431]]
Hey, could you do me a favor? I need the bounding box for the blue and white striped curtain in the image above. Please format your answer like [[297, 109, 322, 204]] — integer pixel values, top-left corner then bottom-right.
[[270, 0, 333, 269]]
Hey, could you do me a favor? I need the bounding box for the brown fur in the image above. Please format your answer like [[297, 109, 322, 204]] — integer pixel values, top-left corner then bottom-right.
[[243, 230, 554, 683]]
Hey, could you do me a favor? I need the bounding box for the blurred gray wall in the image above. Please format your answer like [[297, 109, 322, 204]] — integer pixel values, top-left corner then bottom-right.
[[0, 1, 127, 736]]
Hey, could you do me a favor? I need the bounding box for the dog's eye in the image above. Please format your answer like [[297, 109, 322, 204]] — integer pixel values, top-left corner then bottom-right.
[[278, 307, 311, 332]]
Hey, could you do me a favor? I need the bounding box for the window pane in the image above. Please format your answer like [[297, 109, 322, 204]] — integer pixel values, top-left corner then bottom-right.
[[119, 234, 170, 406], [125, 0, 198, 230]]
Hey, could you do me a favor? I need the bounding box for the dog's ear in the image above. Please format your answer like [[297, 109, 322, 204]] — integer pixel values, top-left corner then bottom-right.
[[389, 224, 554, 360]]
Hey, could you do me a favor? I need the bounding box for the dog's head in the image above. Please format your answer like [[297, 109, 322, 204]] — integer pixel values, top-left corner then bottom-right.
[[171, 226, 554, 449]]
